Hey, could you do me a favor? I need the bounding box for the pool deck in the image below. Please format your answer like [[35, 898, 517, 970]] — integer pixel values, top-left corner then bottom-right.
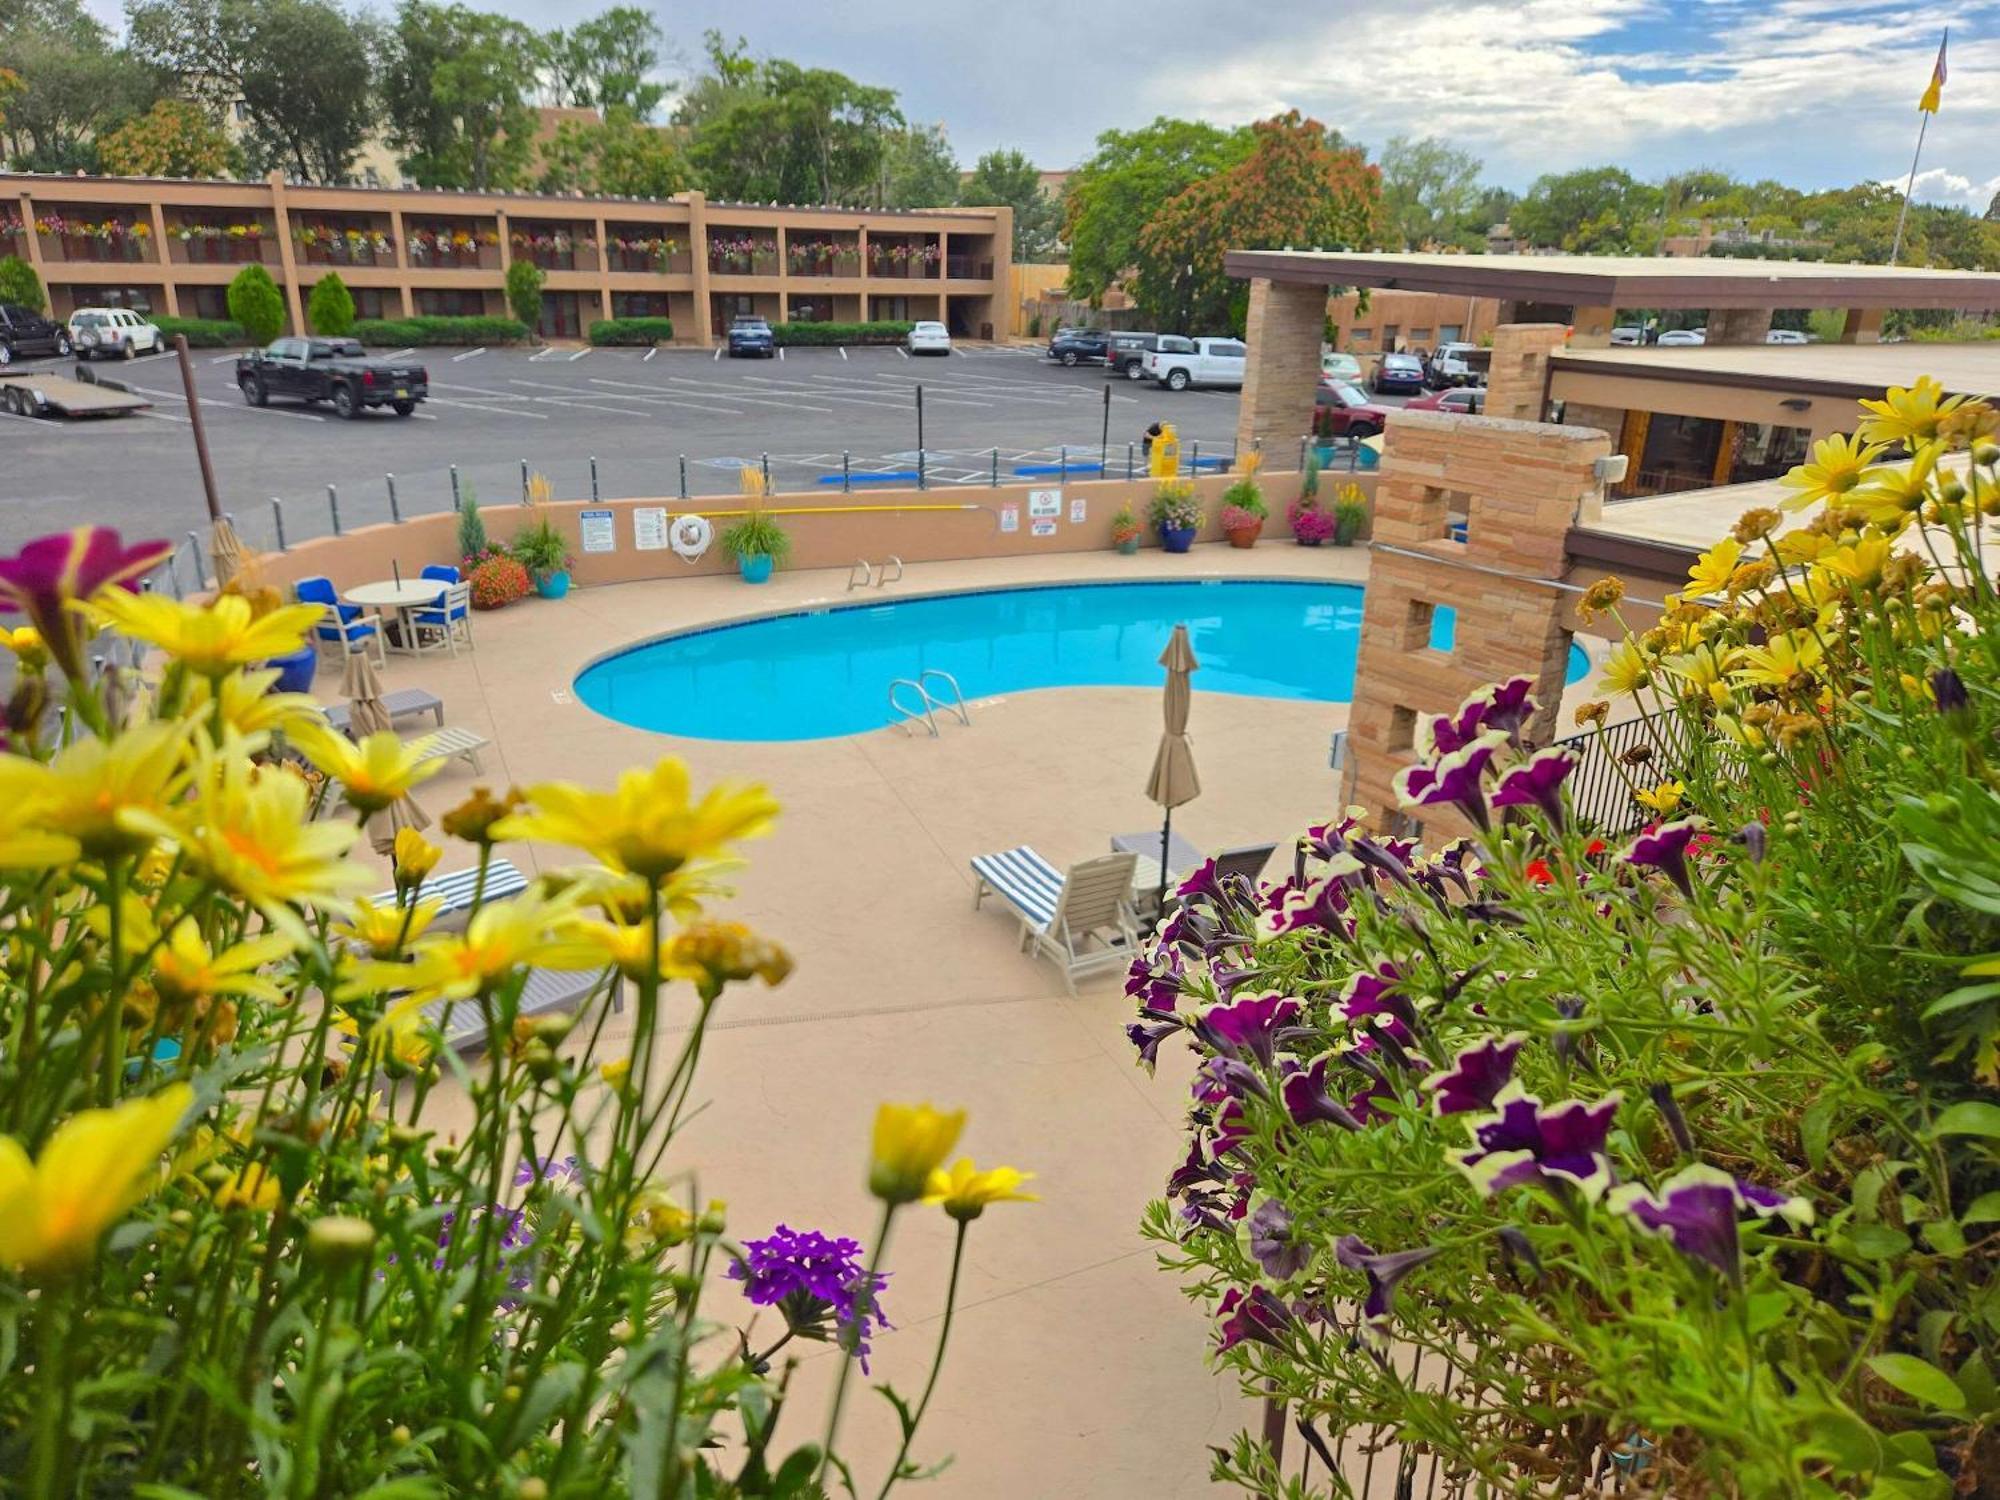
[[332, 541, 1598, 1496]]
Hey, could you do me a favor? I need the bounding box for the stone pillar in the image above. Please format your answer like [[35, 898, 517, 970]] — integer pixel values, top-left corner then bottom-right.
[[686, 190, 713, 344], [1566, 303, 1617, 347], [266, 170, 305, 335], [595, 212, 611, 323], [1839, 307, 1885, 344], [1704, 305, 1772, 345], [1344, 408, 1611, 833], [1234, 276, 1327, 466], [1483, 323, 1568, 424], [146, 200, 179, 317], [388, 208, 413, 317]]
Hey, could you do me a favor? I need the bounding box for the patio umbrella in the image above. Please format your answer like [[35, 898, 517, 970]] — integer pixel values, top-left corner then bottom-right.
[[209, 517, 245, 590], [343, 652, 432, 854], [1144, 624, 1201, 909]]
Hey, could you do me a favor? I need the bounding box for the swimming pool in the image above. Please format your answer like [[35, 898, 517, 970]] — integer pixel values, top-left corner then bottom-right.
[[575, 579, 1592, 742]]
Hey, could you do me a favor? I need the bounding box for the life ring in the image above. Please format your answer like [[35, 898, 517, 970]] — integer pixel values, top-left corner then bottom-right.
[[669, 513, 713, 561]]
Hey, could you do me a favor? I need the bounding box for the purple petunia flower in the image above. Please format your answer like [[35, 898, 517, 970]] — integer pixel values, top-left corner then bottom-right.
[[513, 1154, 584, 1189], [1338, 964, 1417, 1035], [1451, 1088, 1623, 1202], [1422, 1033, 1526, 1116], [1127, 1011, 1182, 1072], [1394, 733, 1507, 831], [1735, 821, 1768, 865], [1647, 1082, 1696, 1157], [1257, 860, 1360, 939], [1196, 1055, 1269, 1103], [1214, 1285, 1295, 1352], [1607, 1165, 1814, 1285], [1280, 1054, 1365, 1131], [1334, 1235, 1441, 1347], [1126, 946, 1187, 1014], [1480, 677, 1538, 743], [1623, 818, 1705, 899], [730, 1224, 891, 1371], [0, 527, 174, 681], [1197, 993, 1301, 1067], [1246, 1198, 1312, 1280], [1489, 748, 1578, 832]]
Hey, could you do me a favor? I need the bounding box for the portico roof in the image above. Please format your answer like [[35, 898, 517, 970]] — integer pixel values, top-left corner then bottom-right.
[[1222, 250, 2000, 311]]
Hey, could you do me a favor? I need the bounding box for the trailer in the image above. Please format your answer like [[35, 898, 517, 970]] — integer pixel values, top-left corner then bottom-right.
[[0, 365, 152, 420]]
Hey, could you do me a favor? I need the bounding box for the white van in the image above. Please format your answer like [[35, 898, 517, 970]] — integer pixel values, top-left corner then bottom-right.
[[68, 307, 163, 360]]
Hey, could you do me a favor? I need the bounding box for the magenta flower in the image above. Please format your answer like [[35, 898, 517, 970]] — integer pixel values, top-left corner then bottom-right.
[[1215, 1285, 1295, 1352], [1489, 748, 1578, 832], [0, 527, 173, 680], [1623, 818, 1704, 898], [1197, 992, 1301, 1066], [1480, 677, 1538, 742], [1421, 1033, 1525, 1116], [1126, 1012, 1181, 1072], [1335, 1235, 1441, 1347], [1247, 1198, 1312, 1280], [1394, 732, 1506, 830], [1426, 678, 1537, 756], [1125, 946, 1186, 1014], [1338, 964, 1417, 1035], [1451, 1089, 1623, 1202], [1607, 1164, 1814, 1285], [1257, 862, 1359, 939], [1280, 1053, 1364, 1131]]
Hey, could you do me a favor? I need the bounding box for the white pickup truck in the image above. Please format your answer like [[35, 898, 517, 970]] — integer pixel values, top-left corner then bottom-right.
[[1143, 335, 1247, 391]]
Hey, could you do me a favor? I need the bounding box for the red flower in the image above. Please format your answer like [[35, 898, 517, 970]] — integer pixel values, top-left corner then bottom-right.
[[1524, 858, 1555, 886]]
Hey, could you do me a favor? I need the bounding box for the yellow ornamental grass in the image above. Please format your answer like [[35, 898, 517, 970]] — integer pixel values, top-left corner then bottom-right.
[[496, 757, 779, 883], [89, 592, 323, 677], [0, 1085, 193, 1275], [294, 726, 446, 816], [869, 1102, 966, 1205]]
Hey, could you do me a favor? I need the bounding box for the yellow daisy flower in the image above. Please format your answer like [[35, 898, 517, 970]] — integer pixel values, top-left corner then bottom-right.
[[1633, 780, 1685, 815], [0, 720, 193, 859], [210, 1161, 282, 1213], [1847, 446, 1940, 526], [1774, 529, 1832, 567], [293, 726, 445, 816], [150, 919, 295, 1008], [1779, 433, 1885, 512], [1731, 631, 1823, 690], [331, 895, 441, 958], [495, 757, 779, 881], [185, 666, 326, 741], [1816, 535, 1894, 590], [0, 1085, 194, 1275], [869, 1102, 967, 1205], [88, 592, 325, 677], [1, 626, 49, 673], [366, 887, 578, 1009], [393, 827, 442, 887], [1685, 538, 1742, 596], [923, 1158, 1039, 1222], [1598, 638, 1653, 698], [1856, 377, 1968, 448]]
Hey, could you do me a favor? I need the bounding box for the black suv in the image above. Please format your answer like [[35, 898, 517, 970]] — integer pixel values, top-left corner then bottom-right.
[[0, 304, 71, 367], [1047, 328, 1110, 366], [1104, 331, 1163, 380]]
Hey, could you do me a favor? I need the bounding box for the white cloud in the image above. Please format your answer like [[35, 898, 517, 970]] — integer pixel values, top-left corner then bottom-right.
[[1891, 166, 2000, 209]]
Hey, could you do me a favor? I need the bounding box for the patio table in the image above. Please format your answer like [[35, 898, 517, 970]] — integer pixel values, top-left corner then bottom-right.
[[344, 579, 444, 655]]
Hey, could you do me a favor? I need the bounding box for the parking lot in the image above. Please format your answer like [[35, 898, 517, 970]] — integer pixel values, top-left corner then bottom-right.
[[0, 344, 1254, 562]]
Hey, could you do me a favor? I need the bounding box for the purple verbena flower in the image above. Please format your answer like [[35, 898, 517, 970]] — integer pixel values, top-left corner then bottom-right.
[[513, 1154, 584, 1189], [1421, 1033, 1526, 1116], [1607, 1165, 1814, 1285], [1451, 1088, 1623, 1202], [1246, 1198, 1312, 1280], [1334, 1235, 1441, 1348], [1489, 748, 1578, 832], [1623, 818, 1705, 899], [729, 1224, 891, 1371]]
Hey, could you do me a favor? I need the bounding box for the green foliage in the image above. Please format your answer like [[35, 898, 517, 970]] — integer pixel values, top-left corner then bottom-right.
[[1218, 476, 1268, 520], [1027, 314, 1041, 338], [504, 259, 545, 331], [1512, 164, 1664, 252], [879, 123, 960, 210], [1061, 117, 1253, 308], [304, 271, 354, 337], [1110, 504, 1142, 543], [153, 315, 245, 347], [96, 97, 239, 178], [683, 46, 901, 205], [536, 105, 692, 197], [224, 262, 285, 344], [538, 5, 668, 116], [381, 0, 537, 190], [772, 320, 911, 347], [960, 147, 1061, 260], [588, 316, 675, 346], [455, 484, 487, 559], [350, 315, 531, 346], [0, 254, 44, 311], [0, 0, 157, 174], [509, 511, 574, 576], [1378, 134, 1487, 250], [1299, 448, 1321, 500], [718, 509, 790, 563], [1332, 483, 1367, 544], [1146, 479, 1202, 533]]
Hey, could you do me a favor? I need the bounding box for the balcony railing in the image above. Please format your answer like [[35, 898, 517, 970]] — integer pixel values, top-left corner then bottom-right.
[[709, 249, 779, 276], [41, 234, 153, 264], [945, 255, 994, 281], [296, 235, 393, 268], [866, 254, 940, 280], [786, 247, 860, 278], [607, 247, 692, 275], [408, 245, 500, 271]]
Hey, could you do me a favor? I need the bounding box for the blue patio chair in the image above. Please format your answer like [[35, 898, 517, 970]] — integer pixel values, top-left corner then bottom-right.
[[412, 565, 472, 656], [296, 575, 385, 669]]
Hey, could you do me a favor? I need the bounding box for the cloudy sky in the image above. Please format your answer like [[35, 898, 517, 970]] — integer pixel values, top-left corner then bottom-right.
[[90, 0, 2000, 208]]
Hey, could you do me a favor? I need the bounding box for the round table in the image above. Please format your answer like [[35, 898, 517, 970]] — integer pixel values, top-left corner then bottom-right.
[[344, 580, 445, 655]]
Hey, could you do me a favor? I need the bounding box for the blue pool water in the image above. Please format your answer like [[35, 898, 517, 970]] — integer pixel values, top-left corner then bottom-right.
[[575, 580, 1591, 743]]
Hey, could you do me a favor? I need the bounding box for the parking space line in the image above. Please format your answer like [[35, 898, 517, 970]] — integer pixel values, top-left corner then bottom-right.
[[584, 378, 779, 416], [424, 395, 548, 419], [385, 348, 417, 359], [129, 383, 321, 422], [794, 375, 992, 409], [452, 348, 486, 362], [567, 348, 590, 362], [839, 347, 847, 361], [712, 347, 721, 361], [897, 347, 909, 359], [644, 348, 657, 362], [207, 353, 235, 365], [523, 396, 646, 418]]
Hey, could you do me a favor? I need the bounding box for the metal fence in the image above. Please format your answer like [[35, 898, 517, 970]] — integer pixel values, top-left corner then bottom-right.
[[1552, 710, 1689, 837]]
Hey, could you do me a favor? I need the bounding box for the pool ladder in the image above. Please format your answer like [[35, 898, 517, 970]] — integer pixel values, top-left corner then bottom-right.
[[848, 556, 904, 591], [888, 670, 971, 738]]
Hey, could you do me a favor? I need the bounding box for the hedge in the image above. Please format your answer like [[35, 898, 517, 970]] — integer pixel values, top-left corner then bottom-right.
[[349, 316, 532, 347], [589, 317, 675, 346], [154, 316, 247, 348], [306, 272, 355, 337], [771, 320, 913, 347], [225, 264, 286, 345]]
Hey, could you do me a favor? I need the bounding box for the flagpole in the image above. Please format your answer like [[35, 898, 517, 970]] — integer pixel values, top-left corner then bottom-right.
[[1888, 111, 1930, 266]]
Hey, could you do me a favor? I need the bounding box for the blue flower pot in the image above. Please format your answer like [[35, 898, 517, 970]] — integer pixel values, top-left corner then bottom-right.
[[266, 643, 318, 694], [1160, 525, 1197, 554], [739, 554, 775, 584], [1311, 443, 1339, 467], [536, 569, 571, 599]]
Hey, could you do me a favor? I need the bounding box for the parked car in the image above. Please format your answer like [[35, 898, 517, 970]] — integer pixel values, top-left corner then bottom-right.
[[0, 303, 71, 367], [68, 307, 163, 360], [1425, 341, 1482, 388], [906, 320, 952, 356], [1372, 351, 1427, 394], [1610, 325, 1645, 346], [1144, 335, 1246, 391], [1406, 386, 1487, 415], [1314, 380, 1391, 438], [1765, 328, 1810, 345], [1320, 351, 1363, 383], [1047, 328, 1110, 365], [726, 316, 775, 358], [1105, 331, 1163, 380], [1656, 329, 1707, 346], [235, 337, 428, 418]]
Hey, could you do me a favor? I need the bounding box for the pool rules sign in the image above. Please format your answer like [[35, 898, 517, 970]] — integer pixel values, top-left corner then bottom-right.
[[579, 509, 617, 553], [1028, 488, 1060, 538]]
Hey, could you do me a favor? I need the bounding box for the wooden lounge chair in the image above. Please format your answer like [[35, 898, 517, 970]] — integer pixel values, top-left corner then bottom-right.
[[970, 847, 1140, 996]]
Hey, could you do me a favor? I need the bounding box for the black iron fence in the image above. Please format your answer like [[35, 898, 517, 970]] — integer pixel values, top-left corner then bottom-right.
[[1554, 709, 1689, 836]]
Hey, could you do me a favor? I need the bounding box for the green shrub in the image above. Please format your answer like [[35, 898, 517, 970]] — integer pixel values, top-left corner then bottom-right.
[[510, 510, 574, 576], [349, 316, 531, 347], [718, 510, 791, 564], [588, 317, 675, 346], [0, 255, 45, 312], [225, 263, 285, 344], [504, 258, 544, 330], [456, 487, 488, 561], [771, 320, 912, 347], [1028, 314, 1041, 337], [153, 316, 246, 348], [305, 272, 355, 337], [1218, 475, 1268, 521]]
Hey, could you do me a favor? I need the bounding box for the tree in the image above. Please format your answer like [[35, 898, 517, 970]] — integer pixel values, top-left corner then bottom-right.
[[0, 254, 44, 311], [505, 258, 543, 331], [541, 6, 667, 118], [98, 97, 238, 177], [671, 30, 756, 133], [1136, 112, 1380, 334], [1511, 166, 1663, 252], [1061, 117, 1253, 306], [960, 147, 1061, 260], [382, 0, 537, 190], [125, 0, 374, 183], [1377, 136, 1484, 250], [685, 57, 901, 205], [226, 263, 285, 343], [306, 271, 353, 335], [1, 0, 157, 172], [1988, 189, 2000, 223], [878, 123, 958, 209], [537, 106, 691, 198]]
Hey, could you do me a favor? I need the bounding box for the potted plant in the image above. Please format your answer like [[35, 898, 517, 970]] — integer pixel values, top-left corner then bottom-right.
[[720, 510, 790, 583], [511, 492, 575, 599], [1286, 494, 1336, 546], [1311, 406, 1340, 466], [1217, 457, 1268, 548], [1147, 480, 1203, 555], [1110, 505, 1143, 556], [1333, 482, 1370, 547]]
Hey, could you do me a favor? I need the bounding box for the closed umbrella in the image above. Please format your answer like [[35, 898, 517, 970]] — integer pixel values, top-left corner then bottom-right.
[[209, 517, 245, 590], [343, 652, 432, 854], [1144, 624, 1200, 909]]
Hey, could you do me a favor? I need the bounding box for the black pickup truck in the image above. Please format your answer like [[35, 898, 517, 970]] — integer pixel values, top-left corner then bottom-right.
[[235, 337, 428, 418]]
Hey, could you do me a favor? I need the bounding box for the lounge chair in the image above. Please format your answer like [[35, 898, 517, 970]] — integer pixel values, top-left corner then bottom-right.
[[373, 857, 529, 917], [326, 688, 446, 735], [421, 966, 624, 1055], [1211, 842, 1278, 886], [970, 847, 1139, 995]]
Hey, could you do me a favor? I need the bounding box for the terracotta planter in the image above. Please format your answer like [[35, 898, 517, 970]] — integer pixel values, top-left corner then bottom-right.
[[1225, 521, 1263, 549]]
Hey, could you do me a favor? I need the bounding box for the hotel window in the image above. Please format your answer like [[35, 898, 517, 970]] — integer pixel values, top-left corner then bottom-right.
[[716, 294, 755, 318], [1381, 323, 1400, 349], [613, 291, 672, 318], [869, 295, 911, 321], [351, 288, 393, 320], [416, 289, 487, 317], [188, 286, 230, 320], [1439, 323, 1462, 343], [1350, 327, 1372, 344]]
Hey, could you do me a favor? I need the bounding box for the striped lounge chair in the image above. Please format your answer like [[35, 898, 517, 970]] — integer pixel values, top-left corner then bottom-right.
[[371, 857, 530, 918], [970, 847, 1139, 996]]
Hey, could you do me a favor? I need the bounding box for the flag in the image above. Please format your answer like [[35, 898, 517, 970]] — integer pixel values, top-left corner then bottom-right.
[[1919, 29, 1947, 113]]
